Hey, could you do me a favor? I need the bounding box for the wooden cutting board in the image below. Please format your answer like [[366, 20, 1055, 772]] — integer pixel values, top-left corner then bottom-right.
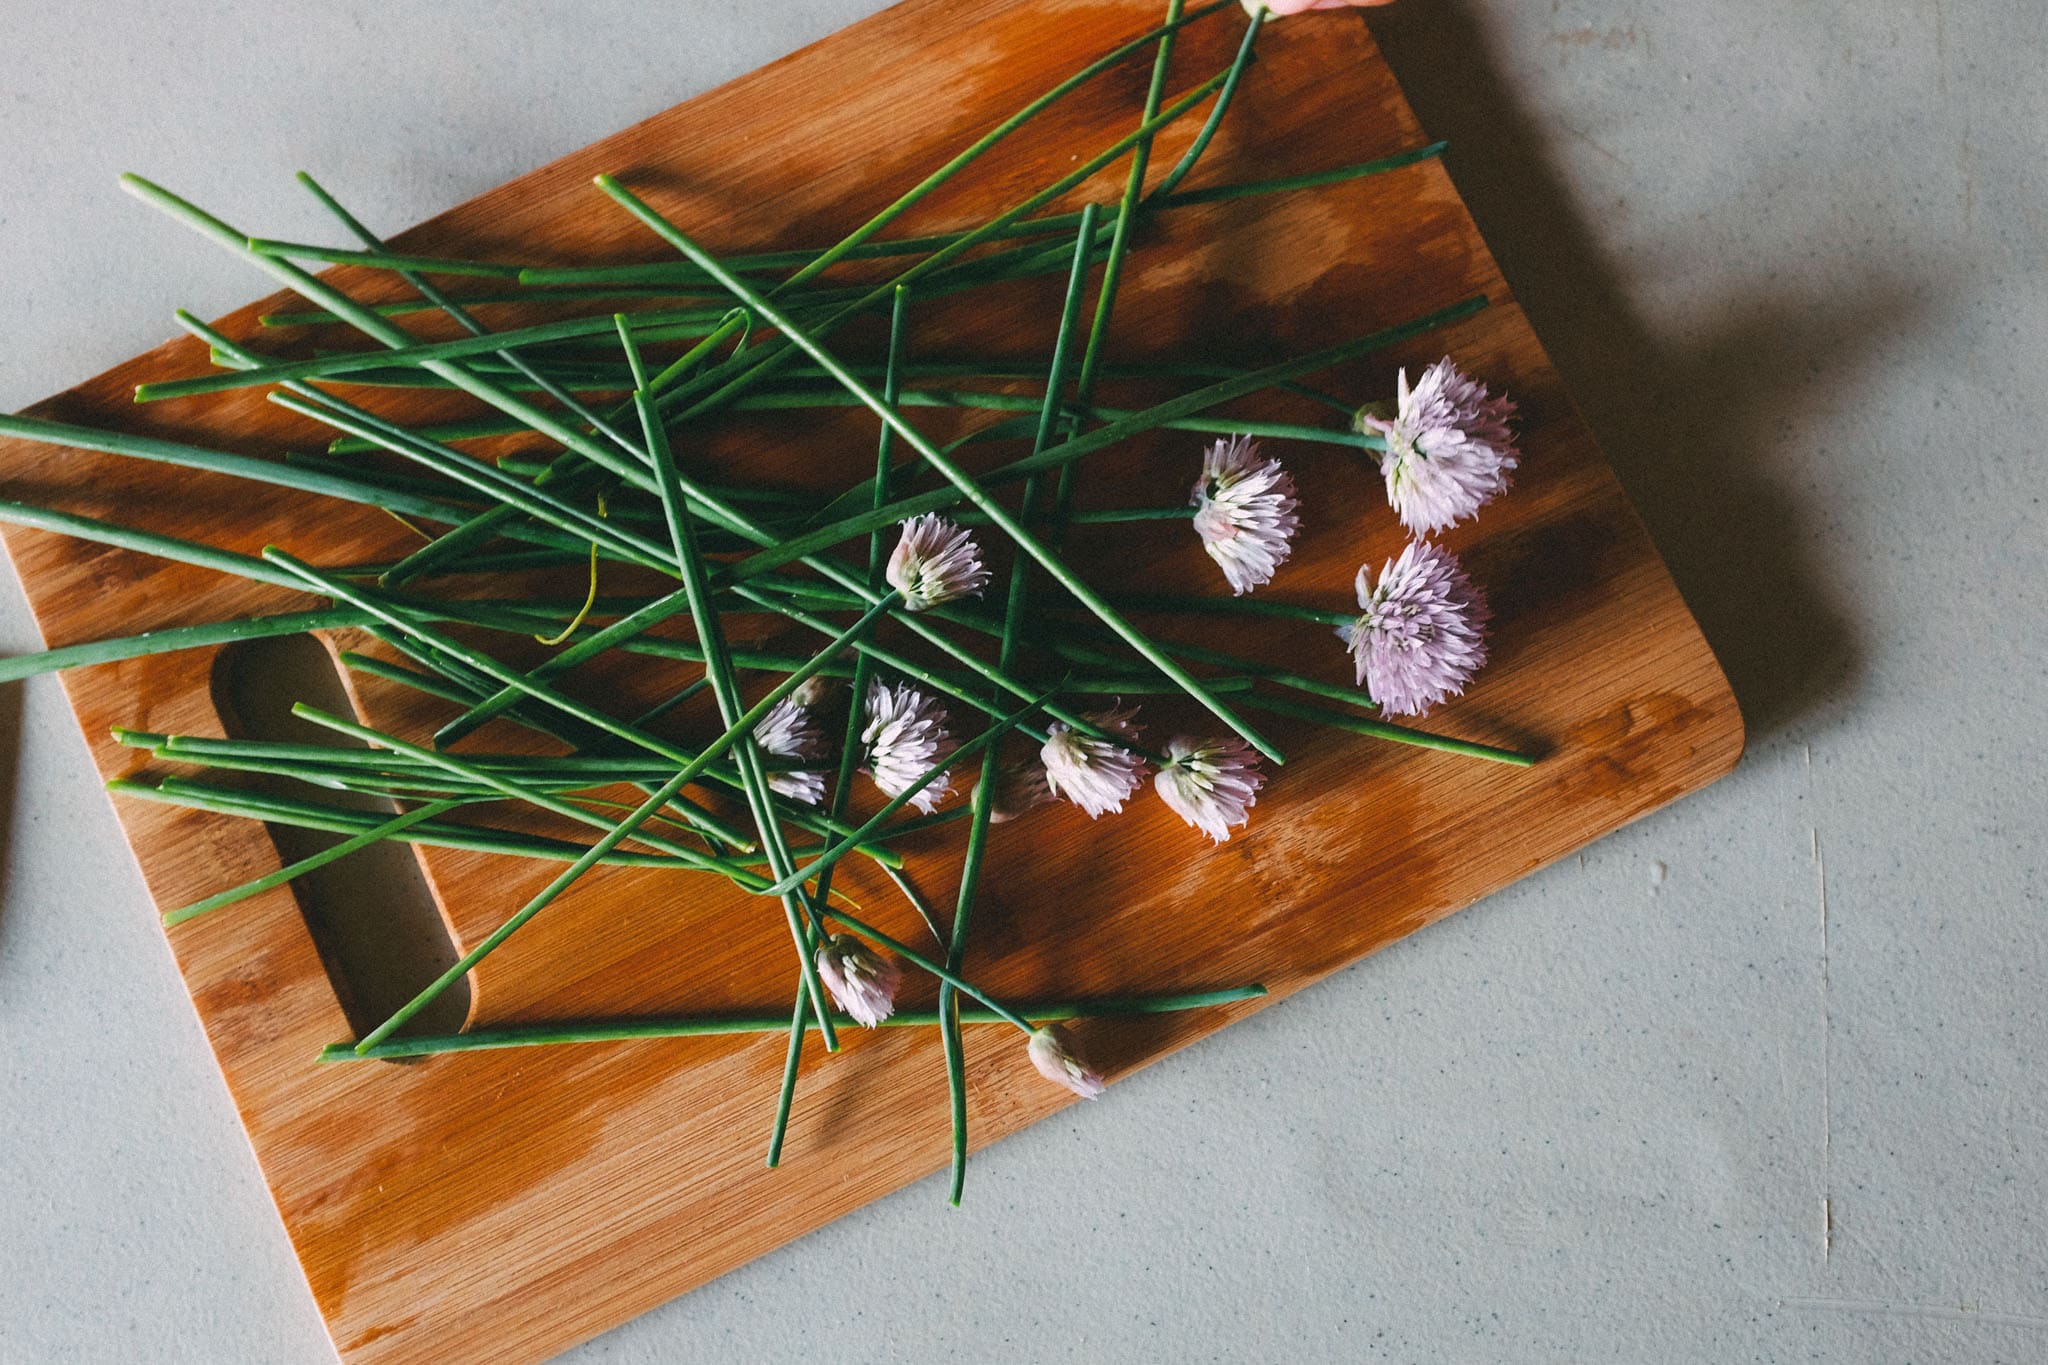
[[0, 1, 1742, 1359]]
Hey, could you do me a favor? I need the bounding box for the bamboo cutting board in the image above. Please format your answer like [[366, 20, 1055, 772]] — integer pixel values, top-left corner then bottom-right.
[[0, 1, 1742, 1360]]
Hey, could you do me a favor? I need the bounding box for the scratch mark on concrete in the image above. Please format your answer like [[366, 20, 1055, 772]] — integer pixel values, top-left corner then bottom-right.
[[1547, 24, 1644, 52], [1553, 117, 1629, 170], [1779, 1297, 2048, 1331], [1961, 131, 1977, 232], [1814, 826, 1832, 1262]]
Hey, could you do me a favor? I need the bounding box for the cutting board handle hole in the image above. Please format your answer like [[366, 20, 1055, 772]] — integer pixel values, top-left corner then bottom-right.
[[210, 633, 471, 1046]]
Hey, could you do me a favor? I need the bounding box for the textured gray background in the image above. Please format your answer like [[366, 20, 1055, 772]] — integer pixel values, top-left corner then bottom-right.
[[1, 2, 2042, 1361]]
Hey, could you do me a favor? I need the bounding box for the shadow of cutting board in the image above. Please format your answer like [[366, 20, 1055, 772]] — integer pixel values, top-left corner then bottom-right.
[[0, 1, 1742, 1359]]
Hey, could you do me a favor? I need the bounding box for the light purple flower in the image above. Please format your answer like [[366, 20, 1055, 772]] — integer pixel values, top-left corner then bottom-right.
[[861, 680, 957, 813], [1356, 358, 1518, 535], [1027, 1025, 1106, 1099], [815, 934, 901, 1028], [1154, 736, 1266, 843], [988, 757, 1057, 824], [753, 695, 828, 805], [1040, 703, 1145, 819], [885, 513, 990, 611], [1338, 541, 1491, 718], [1190, 435, 1300, 595]]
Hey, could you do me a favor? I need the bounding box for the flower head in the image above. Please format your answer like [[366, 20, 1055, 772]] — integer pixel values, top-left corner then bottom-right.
[[886, 514, 989, 610], [815, 934, 901, 1028], [1190, 435, 1300, 595], [753, 694, 828, 805], [1356, 358, 1518, 535], [1026, 1025, 1105, 1099], [1154, 736, 1266, 843], [1040, 703, 1145, 819], [989, 757, 1058, 824], [1338, 541, 1491, 718], [861, 680, 957, 812]]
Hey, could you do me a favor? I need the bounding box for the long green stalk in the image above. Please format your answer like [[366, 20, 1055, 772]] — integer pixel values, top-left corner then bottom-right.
[[338, 650, 486, 704], [258, 287, 740, 326], [1242, 691, 1538, 766], [1160, 140, 1448, 207], [625, 321, 841, 1049], [0, 497, 308, 595], [161, 797, 470, 926], [110, 777, 725, 870], [0, 598, 351, 684], [131, 729, 788, 784], [320, 985, 1266, 1061], [132, 304, 740, 403], [1143, 5, 1264, 203], [0, 414, 465, 522]]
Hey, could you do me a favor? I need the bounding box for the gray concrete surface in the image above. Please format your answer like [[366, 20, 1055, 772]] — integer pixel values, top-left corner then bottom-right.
[[1, 2, 2042, 1360]]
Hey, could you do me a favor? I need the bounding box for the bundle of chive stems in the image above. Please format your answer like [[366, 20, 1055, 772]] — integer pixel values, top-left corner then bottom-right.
[[0, 2, 1528, 1201]]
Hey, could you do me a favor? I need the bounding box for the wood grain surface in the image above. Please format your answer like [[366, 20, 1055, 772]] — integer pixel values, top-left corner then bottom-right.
[[0, 1, 1742, 1359]]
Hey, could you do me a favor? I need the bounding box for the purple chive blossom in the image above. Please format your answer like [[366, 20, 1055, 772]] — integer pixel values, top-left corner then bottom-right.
[[1154, 735, 1266, 843], [1040, 702, 1146, 819], [1356, 358, 1518, 536], [988, 757, 1057, 824], [815, 934, 901, 1028], [753, 695, 828, 805], [861, 680, 958, 813], [1027, 1025, 1106, 1099], [1190, 435, 1300, 595], [885, 513, 990, 610], [1337, 541, 1491, 718]]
